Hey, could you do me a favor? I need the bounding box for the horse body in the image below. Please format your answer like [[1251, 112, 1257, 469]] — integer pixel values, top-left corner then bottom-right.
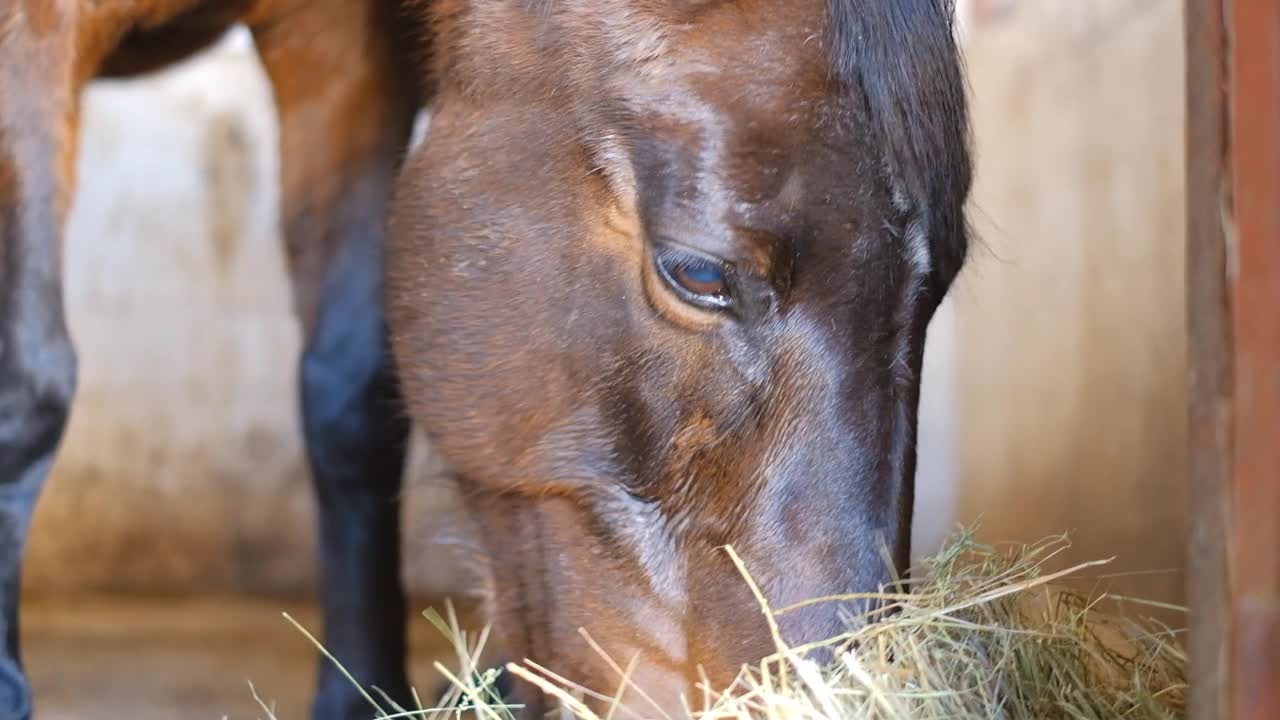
[[0, 1, 971, 718], [3, 2, 423, 718]]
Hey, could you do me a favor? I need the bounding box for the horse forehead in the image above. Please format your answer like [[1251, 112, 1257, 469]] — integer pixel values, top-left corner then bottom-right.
[[608, 3, 841, 173], [624, 88, 858, 225], [570, 0, 827, 35], [576, 0, 830, 87]]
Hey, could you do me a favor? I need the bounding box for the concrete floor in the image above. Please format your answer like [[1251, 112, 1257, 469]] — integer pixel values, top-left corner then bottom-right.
[[24, 594, 484, 720]]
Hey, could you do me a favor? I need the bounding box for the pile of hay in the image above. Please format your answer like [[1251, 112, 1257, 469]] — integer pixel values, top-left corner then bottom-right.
[[276, 529, 1187, 720]]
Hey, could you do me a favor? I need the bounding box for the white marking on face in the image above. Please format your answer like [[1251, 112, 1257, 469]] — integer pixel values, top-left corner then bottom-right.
[[607, 495, 689, 664], [585, 131, 638, 201], [519, 404, 690, 663], [893, 187, 933, 278], [904, 218, 932, 278]]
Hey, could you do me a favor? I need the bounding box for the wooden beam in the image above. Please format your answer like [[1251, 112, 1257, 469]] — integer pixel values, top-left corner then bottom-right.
[[1185, 1, 1231, 715], [1187, 1, 1280, 719], [1227, 2, 1280, 719]]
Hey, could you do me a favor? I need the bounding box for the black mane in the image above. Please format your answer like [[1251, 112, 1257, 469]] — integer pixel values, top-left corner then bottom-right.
[[826, 0, 973, 293]]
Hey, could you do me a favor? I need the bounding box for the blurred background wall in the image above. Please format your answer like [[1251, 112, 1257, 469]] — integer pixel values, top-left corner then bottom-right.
[[25, 0, 1187, 609], [951, 0, 1187, 607]]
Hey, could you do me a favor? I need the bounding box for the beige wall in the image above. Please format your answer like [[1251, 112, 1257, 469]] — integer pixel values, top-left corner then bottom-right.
[[27, 3, 1188, 607], [950, 0, 1187, 605]]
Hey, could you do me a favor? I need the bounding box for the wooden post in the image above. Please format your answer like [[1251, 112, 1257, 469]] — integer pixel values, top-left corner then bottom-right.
[[1226, 2, 1280, 718], [1185, 1, 1230, 717], [1186, 2, 1280, 719]]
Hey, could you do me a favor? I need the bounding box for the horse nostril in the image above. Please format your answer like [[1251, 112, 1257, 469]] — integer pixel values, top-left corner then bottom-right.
[[776, 602, 849, 654], [430, 661, 516, 707], [623, 486, 658, 504], [795, 641, 839, 669]]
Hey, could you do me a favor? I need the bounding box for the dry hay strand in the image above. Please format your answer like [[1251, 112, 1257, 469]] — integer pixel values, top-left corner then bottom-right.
[[273, 527, 1187, 720]]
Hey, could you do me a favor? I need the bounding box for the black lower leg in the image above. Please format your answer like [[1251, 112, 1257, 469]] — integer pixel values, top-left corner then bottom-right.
[[0, 194, 78, 720], [0, 391, 71, 720], [301, 237, 413, 720]]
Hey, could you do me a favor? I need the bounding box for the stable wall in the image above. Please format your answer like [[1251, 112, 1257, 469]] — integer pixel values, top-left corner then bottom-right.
[[950, 0, 1187, 605]]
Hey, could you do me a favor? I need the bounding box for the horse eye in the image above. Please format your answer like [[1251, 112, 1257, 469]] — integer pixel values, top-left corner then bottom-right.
[[654, 247, 733, 310]]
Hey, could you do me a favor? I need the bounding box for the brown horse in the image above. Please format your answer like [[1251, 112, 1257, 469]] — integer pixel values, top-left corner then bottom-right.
[[0, 0, 971, 718]]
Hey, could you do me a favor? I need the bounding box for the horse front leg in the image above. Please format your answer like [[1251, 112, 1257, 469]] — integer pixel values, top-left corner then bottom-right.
[[0, 3, 79, 719], [248, 2, 423, 718]]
